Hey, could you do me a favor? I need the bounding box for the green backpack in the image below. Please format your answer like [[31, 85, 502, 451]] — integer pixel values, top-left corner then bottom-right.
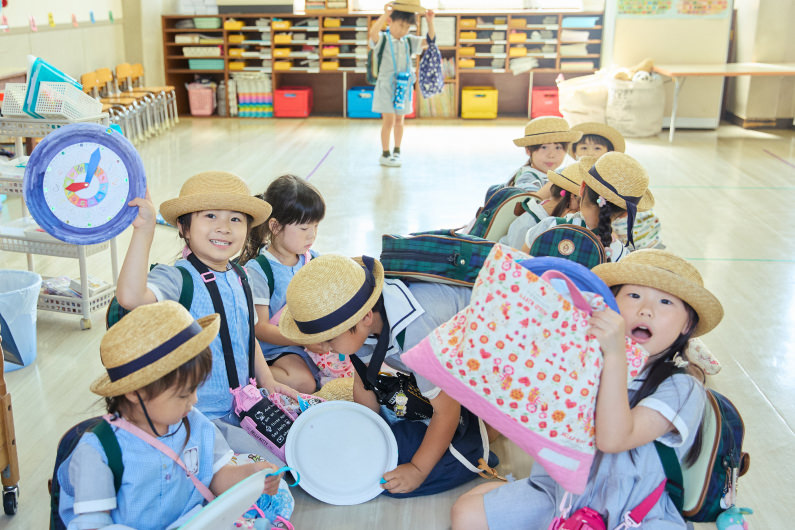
[[105, 266, 193, 329]]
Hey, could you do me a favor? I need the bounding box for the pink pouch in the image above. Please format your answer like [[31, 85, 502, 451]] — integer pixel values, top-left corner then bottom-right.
[[551, 507, 606, 530]]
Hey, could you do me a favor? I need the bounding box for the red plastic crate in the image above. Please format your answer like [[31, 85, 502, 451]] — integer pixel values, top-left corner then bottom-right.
[[274, 86, 313, 118], [531, 87, 562, 118]]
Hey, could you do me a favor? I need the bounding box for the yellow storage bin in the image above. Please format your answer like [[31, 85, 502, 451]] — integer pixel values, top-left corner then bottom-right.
[[273, 47, 291, 58], [494, 17, 507, 25], [461, 86, 498, 119], [324, 17, 341, 28], [274, 60, 292, 70], [274, 33, 292, 44], [229, 61, 245, 71], [228, 34, 245, 44], [460, 18, 476, 28], [272, 20, 292, 30], [509, 18, 527, 29], [224, 19, 244, 30], [322, 46, 339, 57], [459, 58, 475, 69], [509, 31, 527, 43], [228, 48, 245, 57], [458, 46, 476, 57], [322, 33, 340, 43], [321, 60, 339, 70], [460, 31, 477, 40], [509, 46, 527, 57]]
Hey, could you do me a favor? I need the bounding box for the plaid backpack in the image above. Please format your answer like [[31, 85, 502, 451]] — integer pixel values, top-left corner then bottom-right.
[[655, 389, 750, 522], [529, 223, 607, 269], [381, 229, 495, 287], [418, 35, 444, 98], [50, 418, 123, 530], [468, 186, 540, 242], [366, 31, 388, 85]]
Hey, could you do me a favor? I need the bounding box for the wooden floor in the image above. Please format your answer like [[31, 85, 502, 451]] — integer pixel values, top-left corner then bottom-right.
[[1, 117, 794, 529]]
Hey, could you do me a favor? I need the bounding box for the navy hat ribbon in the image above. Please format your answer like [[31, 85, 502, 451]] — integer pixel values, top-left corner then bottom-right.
[[588, 166, 641, 248]]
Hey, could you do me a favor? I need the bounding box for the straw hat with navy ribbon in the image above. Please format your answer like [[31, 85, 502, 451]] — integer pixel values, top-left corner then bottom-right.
[[391, 0, 426, 14], [159, 171, 272, 228], [513, 117, 582, 147], [91, 301, 220, 397], [547, 156, 597, 197], [571, 122, 626, 154], [280, 255, 385, 344], [582, 152, 654, 248], [593, 250, 723, 337]]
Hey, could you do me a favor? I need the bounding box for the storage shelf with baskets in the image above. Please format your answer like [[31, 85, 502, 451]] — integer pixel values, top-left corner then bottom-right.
[[0, 112, 119, 330], [162, 9, 603, 119]]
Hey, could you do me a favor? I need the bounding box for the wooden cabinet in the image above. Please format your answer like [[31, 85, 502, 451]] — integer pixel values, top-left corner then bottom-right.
[[161, 9, 603, 118]]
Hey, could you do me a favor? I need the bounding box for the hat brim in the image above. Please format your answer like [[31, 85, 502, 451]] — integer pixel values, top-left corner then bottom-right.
[[90, 314, 220, 397], [571, 123, 626, 154], [592, 262, 723, 337], [279, 257, 385, 344], [392, 2, 426, 14], [160, 193, 272, 228], [582, 173, 655, 212], [547, 169, 583, 196], [513, 130, 582, 147]]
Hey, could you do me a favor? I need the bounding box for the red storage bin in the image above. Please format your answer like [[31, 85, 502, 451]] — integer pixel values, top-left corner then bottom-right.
[[274, 86, 313, 118], [531, 87, 562, 118]]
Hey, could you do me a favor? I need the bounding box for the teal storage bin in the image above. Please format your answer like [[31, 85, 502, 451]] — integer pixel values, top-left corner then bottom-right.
[[347, 86, 380, 118], [188, 59, 224, 70]]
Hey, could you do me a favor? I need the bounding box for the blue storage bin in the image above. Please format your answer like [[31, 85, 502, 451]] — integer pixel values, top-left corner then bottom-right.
[[561, 17, 599, 28], [347, 86, 380, 118], [188, 59, 224, 70]]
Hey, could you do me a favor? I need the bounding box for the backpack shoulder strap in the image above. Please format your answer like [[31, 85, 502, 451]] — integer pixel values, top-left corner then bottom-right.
[[175, 265, 194, 310], [91, 420, 124, 492], [255, 254, 275, 296], [654, 441, 685, 513], [377, 30, 388, 71], [520, 198, 542, 224]]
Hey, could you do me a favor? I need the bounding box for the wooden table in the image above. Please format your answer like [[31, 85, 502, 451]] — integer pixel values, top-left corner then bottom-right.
[[653, 63, 795, 142]]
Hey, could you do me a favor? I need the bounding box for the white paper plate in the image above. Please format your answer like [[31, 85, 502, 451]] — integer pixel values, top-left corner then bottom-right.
[[285, 400, 398, 505], [178, 468, 265, 529]]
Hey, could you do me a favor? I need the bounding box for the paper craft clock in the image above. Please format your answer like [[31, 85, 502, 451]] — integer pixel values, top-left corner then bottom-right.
[[23, 123, 146, 245]]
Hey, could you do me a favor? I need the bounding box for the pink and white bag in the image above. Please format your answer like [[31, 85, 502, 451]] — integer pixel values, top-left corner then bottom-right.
[[402, 244, 648, 494]]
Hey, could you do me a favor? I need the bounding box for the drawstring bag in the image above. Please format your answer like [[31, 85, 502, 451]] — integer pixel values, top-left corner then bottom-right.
[[419, 35, 444, 98], [402, 244, 649, 494]]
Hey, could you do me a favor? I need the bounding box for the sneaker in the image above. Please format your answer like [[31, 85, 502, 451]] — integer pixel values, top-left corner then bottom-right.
[[379, 153, 401, 167]]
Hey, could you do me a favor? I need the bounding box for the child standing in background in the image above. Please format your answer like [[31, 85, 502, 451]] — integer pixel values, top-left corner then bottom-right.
[[116, 172, 297, 459], [370, 1, 435, 167], [239, 175, 327, 394], [57, 301, 283, 529], [505, 116, 581, 193]]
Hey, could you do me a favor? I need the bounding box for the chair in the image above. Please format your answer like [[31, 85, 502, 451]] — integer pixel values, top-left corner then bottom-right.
[[81, 71, 143, 142], [126, 63, 179, 127]]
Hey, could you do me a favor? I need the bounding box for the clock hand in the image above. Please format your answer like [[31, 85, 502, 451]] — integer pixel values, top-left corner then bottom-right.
[[84, 148, 101, 187], [65, 181, 90, 192]]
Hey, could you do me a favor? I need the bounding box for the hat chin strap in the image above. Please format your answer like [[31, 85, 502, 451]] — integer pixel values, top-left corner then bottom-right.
[[135, 391, 162, 438]]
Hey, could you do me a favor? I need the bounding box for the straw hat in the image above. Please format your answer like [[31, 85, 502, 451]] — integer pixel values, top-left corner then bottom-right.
[[547, 156, 597, 196], [392, 0, 426, 14], [582, 152, 654, 211], [513, 117, 582, 147], [159, 171, 272, 228], [592, 250, 723, 337], [280, 255, 385, 344], [571, 122, 626, 154], [91, 301, 220, 397], [314, 377, 354, 402]]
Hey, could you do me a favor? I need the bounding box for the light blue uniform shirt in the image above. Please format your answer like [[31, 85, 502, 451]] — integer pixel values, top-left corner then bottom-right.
[[58, 409, 234, 530], [147, 259, 268, 419]]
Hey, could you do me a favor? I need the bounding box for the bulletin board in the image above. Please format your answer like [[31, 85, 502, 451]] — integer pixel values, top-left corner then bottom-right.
[[617, 0, 729, 17], [0, 0, 123, 30]]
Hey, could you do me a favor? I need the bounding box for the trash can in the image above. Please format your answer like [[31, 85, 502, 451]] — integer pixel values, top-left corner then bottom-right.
[[0, 270, 42, 372], [606, 77, 665, 137]]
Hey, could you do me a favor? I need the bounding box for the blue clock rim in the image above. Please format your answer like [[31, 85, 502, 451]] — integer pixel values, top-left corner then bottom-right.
[[23, 123, 146, 246]]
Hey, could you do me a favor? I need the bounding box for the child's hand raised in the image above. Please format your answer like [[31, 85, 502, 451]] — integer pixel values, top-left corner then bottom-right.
[[425, 9, 435, 21], [128, 188, 156, 230], [383, 2, 393, 15], [588, 307, 626, 360]]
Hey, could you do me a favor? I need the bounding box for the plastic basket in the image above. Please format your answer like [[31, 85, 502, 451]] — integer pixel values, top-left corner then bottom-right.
[[194, 17, 221, 29], [183, 46, 222, 57], [38, 288, 115, 315], [187, 83, 216, 116], [33, 82, 103, 120], [0, 234, 109, 258], [0, 175, 24, 196], [1, 83, 28, 117]]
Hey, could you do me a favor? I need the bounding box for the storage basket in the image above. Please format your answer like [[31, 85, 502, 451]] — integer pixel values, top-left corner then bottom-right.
[[224, 19, 244, 30], [460, 31, 477, 40], [460, 18, 477, 28], [323, 33, 340, 43], [321, 60, 339, 70], [274, 33, 292, 44], [461, 86, 498, 119], [186, 82, 216, 116], [194, 17, 221, 29], [188, 59, 224, 70], [509, 46, 527, 57], [322, 47, 339, 57], [183, 46, 221, 57], [509, 18, 527, 29], [272, 20, 292, 30], [33, 82, 103, 120], [0, 83, 27, 117], [228, 34, 245, 44], [274, 61, 292, 71], [459, 47, 476, 56], [323, 17, 341, 28], [273, 48, 291, 58], [459, 58, 475, 69], [509, 31, 527, 43]]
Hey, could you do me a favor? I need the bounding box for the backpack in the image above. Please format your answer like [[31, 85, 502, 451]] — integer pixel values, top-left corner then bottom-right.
[[655, 389, 750, 522], [418, 35, 444, 98], [467, 186, 540, 242], [50, 418, 123, 530], [105, 265, 194, 329], [366, 31, 388, 85], [529, 224, 607, 269], [380, 229, 495, 287]]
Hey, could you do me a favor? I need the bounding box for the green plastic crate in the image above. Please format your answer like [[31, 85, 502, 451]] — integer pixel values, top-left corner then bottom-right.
[[188, 59, 224, 70], [193, 17, 221, 29]]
